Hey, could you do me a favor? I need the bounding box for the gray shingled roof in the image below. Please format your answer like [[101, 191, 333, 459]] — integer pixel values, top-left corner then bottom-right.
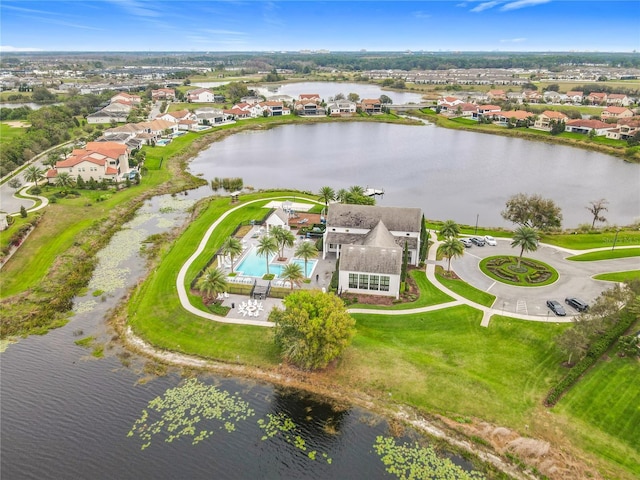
[[340, 245, 402, 275], [325, 232, 418, 251], [362, 220, 397, 247], [327, 204, 422, 232]]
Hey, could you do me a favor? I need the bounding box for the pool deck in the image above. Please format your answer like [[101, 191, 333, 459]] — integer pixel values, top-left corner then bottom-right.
[[218, 225, 336, 320]]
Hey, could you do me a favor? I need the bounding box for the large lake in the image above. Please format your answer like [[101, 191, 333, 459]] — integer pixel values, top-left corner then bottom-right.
[[254, 81, 424, 104], [189, 122, 640, 228]]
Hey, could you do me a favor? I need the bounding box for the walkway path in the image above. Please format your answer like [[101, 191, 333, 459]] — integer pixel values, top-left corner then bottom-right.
[[175, 206, 637, 328]]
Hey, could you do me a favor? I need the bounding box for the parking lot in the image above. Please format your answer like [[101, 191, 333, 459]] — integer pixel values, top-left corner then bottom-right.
[[450, 236, 637, 317]]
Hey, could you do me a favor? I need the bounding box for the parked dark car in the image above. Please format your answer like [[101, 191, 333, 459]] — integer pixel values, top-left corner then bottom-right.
[[546, 300, 566, 316], [459, 238, 472, 248], [565, 297, 589, 312], [471, 237, 486, 246]]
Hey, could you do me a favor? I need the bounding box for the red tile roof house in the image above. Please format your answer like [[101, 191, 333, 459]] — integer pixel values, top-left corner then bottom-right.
[[47, 142, 130, 183], [437, 96, 464, 107], [223, 107, 252, 120], [565, 119, 615, 136], [151, 88, 176, 101], [585, 92, 607, 105], [259, 101, 290, 116], [601, 106, 634, 121], [298, 93, 321, 101], [606, 117, 640, 140], [361, 98, 382, 114], [110, 92, 141, 105], [471, 104, 501, 120], [606, 93, 631, 107], [491, 110, 535, 126], [487, 89, 506, 101], [533, 110, 569, 131]]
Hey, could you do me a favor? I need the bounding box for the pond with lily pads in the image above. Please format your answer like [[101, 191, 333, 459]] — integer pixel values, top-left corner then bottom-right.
[[1, 189, 488, 479]]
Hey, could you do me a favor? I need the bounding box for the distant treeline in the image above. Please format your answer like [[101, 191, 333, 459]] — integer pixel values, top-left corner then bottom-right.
[[3, 51, 639, 71]]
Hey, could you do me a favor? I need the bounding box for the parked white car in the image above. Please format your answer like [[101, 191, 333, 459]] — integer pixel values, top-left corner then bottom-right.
[[484, 235, 497, 246]]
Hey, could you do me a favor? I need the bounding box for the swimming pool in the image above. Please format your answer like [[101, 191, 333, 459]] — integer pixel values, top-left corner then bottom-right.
[[235, 247, 317, 278], [156, 139, 171, 146]]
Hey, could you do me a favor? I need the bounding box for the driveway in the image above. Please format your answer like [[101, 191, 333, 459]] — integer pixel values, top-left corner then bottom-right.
[[450, 237, 638, 317]]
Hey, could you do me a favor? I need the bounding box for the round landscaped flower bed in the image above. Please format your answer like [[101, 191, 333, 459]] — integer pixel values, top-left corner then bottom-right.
[[479, 256, 558, 286]]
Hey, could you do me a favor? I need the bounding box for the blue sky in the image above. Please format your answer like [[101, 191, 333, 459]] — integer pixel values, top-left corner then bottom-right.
[[1, 1, 639, 52]]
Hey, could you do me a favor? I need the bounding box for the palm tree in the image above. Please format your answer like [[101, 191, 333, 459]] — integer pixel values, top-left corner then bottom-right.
[[271, 226, 295, 260], [44, 153, 59, 169], [318, 186, 335, 210], [439, 220, 460, 238], [348, 185, 365, 196], [55, 172, 75, 190], [221, 236, 243, 273], [196, 267, 228, 304], [256, 235, 278, 276], [335, 188, 349, 204], [280, 263, 304, 290], [295, 241, 318, 278], [23, 166, 44, 185], [438, 237, 465, 274], [511, 226, 540, 269]]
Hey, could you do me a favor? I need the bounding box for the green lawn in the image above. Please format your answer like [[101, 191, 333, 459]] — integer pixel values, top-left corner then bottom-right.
[[0, 121, 29, 144], [567, 248, 640, 262], [553, 355, 640, 477], [540, 230, 640, 250], [593, 270, 640, 282], [435, 268, 496, 307], [336, 310, 567, 427]]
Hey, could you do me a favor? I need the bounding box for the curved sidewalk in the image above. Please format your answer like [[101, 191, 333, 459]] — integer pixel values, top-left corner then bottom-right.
[[176, 196, 324, 327]]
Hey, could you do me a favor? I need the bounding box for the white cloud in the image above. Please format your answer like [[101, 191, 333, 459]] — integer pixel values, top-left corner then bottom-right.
[[500, 37, 527, 43], [0, 45, 43, 52], [107, 0, 160, 18], [470, 1, 503, 13], [500, 0, 552, 11], [412, 11, 432, 19], [202, 29, 247, 36]]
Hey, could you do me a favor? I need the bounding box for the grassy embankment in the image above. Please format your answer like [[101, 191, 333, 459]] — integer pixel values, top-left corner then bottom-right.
[[125, 191, 639, 479], [593, 270, 640, 282], [0, 128, 209, 336], [411, 108, 640, 163], [567, 248, 640, 261]]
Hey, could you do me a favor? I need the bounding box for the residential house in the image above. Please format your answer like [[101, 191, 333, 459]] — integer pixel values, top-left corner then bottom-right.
[[298, 93, 321, 102], [323, 204, 423, 299], [87, 110, 128, 124], [543, 90, 563, 103], [601, 106, 634, 121], [472, 104, 501, 120], [361, 98, 382, 114], [437, 96, 464, 107], [156, 110, 195, 123], [110, 92, 141, 105], [441, 102, 477, 117], [193, 107, 229, 125], [533, 110, 569, 130], [491, 110, 535, 126], [586, 92, 607, 105], [522, 90, 543, 104], [240, 95, 262, 104], [259, 101, 290, 116], [565, 119, 614, 136], [103, 100, 132, 113], [487, 89, 506, 101], [606, 94, 631, 107], [136, 119, 178, 140], [606, 117, 640, 140], [295, 100, 325, 116], [326, 100, 357, 116], [49, 142, 130, 182], [223, 107, 252, 120], [151, 88, 176, 101], [186, 88, 224, 103], [565, 91, 584, 103]]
